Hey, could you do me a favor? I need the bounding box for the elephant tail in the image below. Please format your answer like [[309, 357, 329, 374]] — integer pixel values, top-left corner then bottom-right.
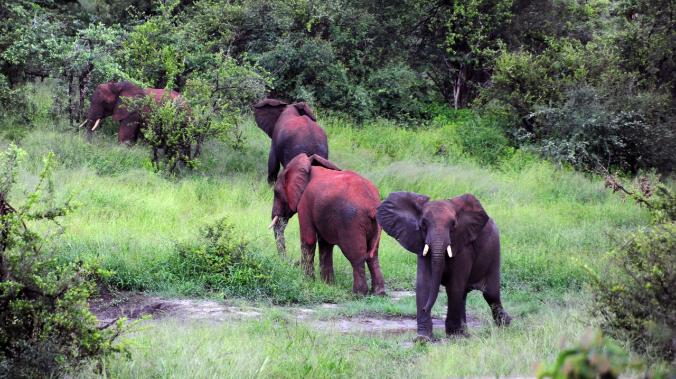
[[367, 212, 381, 259]]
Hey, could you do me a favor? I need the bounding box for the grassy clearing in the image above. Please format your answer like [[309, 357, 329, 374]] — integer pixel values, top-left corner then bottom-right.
[[1, 86, 651, 376], [79, 296, 586, 378], [7, 117, 646, 301]]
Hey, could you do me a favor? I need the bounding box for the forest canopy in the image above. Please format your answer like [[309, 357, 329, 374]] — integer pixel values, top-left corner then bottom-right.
[[1, 0, 674, 173]]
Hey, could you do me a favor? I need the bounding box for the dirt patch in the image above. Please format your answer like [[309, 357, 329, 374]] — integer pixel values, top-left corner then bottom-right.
[[90, 292, 263, 326], [90, 291, 482, 336]]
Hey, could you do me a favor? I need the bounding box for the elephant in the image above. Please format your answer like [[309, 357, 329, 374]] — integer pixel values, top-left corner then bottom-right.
[[80, 81, 183, 144], [376, 192, 511, 340], [267, 154, 385, 295], [253, 99, 329, 184], [253, 98, 329, 257]]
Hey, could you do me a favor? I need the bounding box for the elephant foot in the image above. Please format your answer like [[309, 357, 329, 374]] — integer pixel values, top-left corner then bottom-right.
[[321, 271, 335, 284], [413, 334, 439, 344], [371, 286, 386, 296], [495, 310, 512, 326], [445, 323, 468, 338], [446, 329, 469, 339]]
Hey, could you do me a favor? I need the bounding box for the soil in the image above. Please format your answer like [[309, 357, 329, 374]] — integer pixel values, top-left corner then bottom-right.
[[90, 289, 482, 336]]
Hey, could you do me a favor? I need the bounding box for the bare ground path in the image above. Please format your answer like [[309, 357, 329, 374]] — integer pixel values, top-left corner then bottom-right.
[[90, 290, 482, 336]]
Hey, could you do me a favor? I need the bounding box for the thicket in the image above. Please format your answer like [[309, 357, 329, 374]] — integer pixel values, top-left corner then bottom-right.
[[591, 178, 675, 362], [1, 0, 673, 173], [0, 146, 123, 378]]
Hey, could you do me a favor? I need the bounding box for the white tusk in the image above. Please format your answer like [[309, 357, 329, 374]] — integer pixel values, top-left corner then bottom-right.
[[268, 216, 279, 229], [91, 119, 101, 131], [423, 244, 429, 256], [447, 245, 453, 258], [77, 120, 88, 128]]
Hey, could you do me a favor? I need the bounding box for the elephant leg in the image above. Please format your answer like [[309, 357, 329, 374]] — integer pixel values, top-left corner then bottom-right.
[[300, 240, 316, 279], [350, 259, 368, 295], [482, 288, 511, 326], [415, 255, 433, 340], [318, 238, 335, 283], [445, 287, 468, 336], [267, 148, 280, 184], [118, 122, 138, 144], [366, 255, 385, 295]]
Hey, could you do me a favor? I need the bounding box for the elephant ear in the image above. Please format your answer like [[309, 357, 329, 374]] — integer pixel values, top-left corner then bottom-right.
[[448, 194, 489, 249], [282, 154, 312, 212], [253, 99, 288, 137], [308, 154, 340, 171], [293, 102, 316, 121], [376, 192, 429, 254]]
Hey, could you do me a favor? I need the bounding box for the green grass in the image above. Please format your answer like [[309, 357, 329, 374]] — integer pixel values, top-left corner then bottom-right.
[[1, 84, 651, 377], [10, 118, 645, 299], [78, 296, 587, 378]]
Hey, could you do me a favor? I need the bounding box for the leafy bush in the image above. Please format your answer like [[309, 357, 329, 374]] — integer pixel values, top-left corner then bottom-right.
[[526, 87, 675, 173], [130, 95, 200, 173], [591, 181, 675, 362], [536, 330, 641, 379], [0, 146, 123, 378], [591, 223, 675, 362], [168, 217, 304, 303]]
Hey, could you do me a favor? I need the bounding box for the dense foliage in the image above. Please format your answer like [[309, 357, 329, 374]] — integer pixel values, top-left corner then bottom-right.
[[592, 181, 675, 362], [0, 146, 122, 378], [1, 0, 673, 173]]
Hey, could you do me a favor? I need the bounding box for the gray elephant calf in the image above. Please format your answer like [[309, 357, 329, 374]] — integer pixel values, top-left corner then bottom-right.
[[376, 192, 511, 340]]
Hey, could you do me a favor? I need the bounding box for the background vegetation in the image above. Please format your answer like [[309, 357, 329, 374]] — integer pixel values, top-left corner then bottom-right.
[[0, 0, 673, 377]]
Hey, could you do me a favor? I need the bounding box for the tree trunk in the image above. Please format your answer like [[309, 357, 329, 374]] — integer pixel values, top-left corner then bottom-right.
[[452, 64, 467, 110]]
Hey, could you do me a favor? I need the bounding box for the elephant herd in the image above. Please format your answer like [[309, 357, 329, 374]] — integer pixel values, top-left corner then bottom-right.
[[82, 82, 511, 340]]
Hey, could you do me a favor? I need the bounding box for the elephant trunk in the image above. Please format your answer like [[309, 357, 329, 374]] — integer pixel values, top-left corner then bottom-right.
[[422, 238, 447, 314], [272, 216, 288, 258]]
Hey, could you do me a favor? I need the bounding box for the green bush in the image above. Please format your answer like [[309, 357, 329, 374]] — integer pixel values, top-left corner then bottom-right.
[[527, 87, 675, 173], [168, 217, 305, 303], [591, 183, 675, 362], [536, 330, 641, 379], [591, 223, 675, 362], [0, 146, 123, 378]]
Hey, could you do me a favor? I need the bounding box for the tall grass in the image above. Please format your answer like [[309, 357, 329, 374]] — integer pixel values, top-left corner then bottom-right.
[[1, 83, 653, 376], [3, 98, 647, 302]]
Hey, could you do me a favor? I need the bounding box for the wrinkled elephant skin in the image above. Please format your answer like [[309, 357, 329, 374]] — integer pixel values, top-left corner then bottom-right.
[[377, 192, 511, 339], [270, 154, 385, 296]]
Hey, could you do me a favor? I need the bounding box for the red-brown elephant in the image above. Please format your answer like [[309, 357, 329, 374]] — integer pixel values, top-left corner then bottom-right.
[[268, 154, 385, 295], [80, 81, 183, 144], [377, 192, 511, 340], [253, 99, 328, 184]]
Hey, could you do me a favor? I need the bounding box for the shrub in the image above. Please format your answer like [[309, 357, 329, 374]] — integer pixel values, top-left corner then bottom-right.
[[536, 330, 641, 379], [591, 181, 675, 362], [591, 223, 675, 362], [168, 217, 304, 303], [526, 87, 675, 173], [0, 146, 123, 378], [130, 94, 199, 173]]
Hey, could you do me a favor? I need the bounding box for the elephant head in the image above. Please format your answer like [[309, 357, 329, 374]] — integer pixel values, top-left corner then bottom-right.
[[268, 154, 340, 228], [253, 98, 317, 138], [376, 192, 489, 313], [83, 81, 145, 132]]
